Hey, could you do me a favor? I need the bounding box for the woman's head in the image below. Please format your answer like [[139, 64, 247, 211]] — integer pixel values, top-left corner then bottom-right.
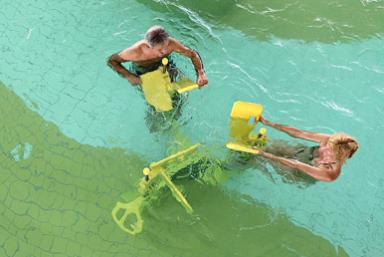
[[328, 133, 359, 162]]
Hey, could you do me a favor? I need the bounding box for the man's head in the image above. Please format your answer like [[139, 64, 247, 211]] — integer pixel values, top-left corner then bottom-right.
[[145, 25, 169, 47]]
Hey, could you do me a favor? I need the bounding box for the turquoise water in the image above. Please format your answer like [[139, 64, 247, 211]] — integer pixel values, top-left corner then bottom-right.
[[1, 0, 384, 256]]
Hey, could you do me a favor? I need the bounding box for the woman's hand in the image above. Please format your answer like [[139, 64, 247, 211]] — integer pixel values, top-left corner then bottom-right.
[[259, 115, 272, 126], [257, 149, 265, 156], [252, 147, 266, 156]]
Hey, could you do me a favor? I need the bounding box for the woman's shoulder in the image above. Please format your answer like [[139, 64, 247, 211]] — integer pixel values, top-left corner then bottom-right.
[[318, 161, 341, 181]]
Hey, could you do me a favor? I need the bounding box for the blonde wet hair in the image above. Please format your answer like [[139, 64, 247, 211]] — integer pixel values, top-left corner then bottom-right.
[[327, 133, 359, 163]]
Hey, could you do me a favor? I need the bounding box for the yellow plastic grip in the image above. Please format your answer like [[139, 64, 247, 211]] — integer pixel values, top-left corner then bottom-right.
[[259, 127, 267, 135], [143, 168, 150, 176]]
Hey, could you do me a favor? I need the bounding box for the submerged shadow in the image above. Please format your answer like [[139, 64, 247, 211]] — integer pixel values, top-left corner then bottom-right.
[[0, 81, 348, 256], [143, 182, 349, 257]]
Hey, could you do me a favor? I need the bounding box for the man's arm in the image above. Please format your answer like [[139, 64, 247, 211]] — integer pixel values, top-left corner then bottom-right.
[[170, 38, 208, 87], [260, 151, 339, 181], [260, 116, 329, 143], [107, 48, 141, 85]]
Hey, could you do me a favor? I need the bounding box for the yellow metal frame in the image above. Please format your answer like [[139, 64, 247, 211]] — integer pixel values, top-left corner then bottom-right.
[[112, 144, 201, 235]]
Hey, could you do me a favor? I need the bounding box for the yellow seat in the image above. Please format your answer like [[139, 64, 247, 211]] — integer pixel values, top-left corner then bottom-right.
[[228, 101, 263, 143], [230, 101, 263, 120], [226, 101, 267, 155]]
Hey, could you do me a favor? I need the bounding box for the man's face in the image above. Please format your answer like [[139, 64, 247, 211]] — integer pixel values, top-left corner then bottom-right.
[[152, 39, 169, 57]]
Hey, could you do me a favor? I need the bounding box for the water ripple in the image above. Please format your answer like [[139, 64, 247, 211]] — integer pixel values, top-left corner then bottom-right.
[[321, 100, 354, 117]]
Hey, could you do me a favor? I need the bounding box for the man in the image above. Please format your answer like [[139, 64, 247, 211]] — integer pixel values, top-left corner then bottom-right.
[[107, 25, 208, 87]]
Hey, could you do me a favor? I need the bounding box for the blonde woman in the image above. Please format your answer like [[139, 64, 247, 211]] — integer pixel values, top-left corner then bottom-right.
[[257, 116, 359, 182]]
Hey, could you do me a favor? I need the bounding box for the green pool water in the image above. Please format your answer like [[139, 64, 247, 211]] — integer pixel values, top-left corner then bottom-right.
[[1, 0, 383, 256]]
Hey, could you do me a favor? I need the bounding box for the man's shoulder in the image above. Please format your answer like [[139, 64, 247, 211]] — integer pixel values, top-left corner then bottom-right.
[[168, 37, 181, 47], [119, 40, 146, 59], [168, 37, 189, 52], [130, 40, 147, 52]]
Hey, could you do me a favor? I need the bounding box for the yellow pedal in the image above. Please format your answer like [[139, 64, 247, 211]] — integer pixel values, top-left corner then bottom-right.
[[111, 197, 144, 235]]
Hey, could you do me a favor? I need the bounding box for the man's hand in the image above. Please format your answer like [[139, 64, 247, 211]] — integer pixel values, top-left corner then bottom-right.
[[197, 72, 208, 88]]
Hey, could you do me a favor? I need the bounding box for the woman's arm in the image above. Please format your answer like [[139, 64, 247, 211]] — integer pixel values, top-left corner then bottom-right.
[[259, 116, 329, 143], [260, 151, 339, 181]]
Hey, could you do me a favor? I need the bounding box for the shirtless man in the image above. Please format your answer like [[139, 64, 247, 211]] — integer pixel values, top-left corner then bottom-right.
[[257, 116, 359, 182], [107, 25, 208, 87]]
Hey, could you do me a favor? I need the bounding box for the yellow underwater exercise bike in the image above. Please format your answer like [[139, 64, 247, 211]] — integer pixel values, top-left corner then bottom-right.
[[112, 62, 267, 235]]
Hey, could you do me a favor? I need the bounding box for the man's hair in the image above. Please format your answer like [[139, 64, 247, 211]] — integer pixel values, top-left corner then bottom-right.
[[145, 25, 169, 46]]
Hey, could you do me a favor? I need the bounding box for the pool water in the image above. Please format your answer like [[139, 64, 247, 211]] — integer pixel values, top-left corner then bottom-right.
[[1, 0, 383, 256]]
